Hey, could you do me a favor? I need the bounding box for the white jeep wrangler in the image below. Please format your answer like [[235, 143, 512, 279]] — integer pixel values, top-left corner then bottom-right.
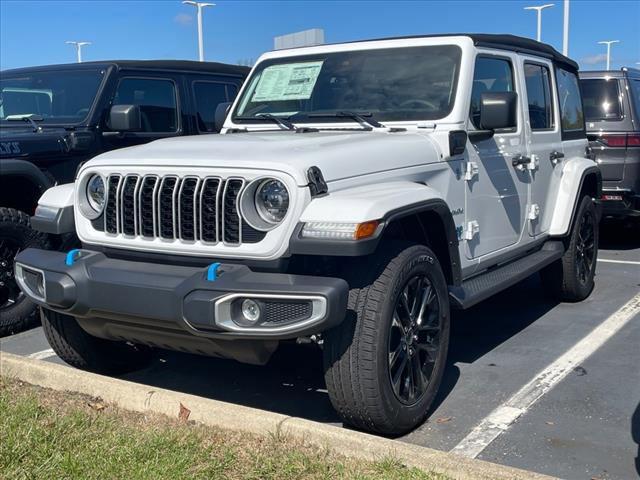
[[16, 34, 601, 435]]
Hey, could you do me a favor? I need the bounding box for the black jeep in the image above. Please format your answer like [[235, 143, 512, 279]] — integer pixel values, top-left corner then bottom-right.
[[0, 60, 248, 335]]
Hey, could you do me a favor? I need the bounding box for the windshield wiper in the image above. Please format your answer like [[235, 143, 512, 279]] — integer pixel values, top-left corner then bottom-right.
[[307, 111, 385, 130], [6, 114, 44, 132], [235, 113, 296, 131]]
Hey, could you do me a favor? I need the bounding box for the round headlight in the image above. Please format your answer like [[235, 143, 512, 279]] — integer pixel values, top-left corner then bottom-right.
[[86, 175, 105, 213], [255, 179, 289, 224]]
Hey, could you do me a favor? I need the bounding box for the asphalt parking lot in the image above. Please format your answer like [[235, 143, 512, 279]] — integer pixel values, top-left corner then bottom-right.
[[2, 222, 639, 480]]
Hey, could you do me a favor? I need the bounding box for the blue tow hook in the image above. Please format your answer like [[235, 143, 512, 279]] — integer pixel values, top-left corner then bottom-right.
[[206, 262, 222, 281], [65, 249, 82, 266]]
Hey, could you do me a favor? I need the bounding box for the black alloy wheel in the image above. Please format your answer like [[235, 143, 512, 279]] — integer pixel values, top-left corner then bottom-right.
[[388, 274, 441, 405]]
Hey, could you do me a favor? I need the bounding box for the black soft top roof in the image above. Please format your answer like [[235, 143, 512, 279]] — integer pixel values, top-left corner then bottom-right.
[[313, 33, 579, 71], [1, 60, 250, 77]]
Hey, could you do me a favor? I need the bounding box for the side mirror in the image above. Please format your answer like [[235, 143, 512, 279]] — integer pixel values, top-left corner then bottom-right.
[[479, 92, 517, 131], [214, 102, 232, 132], [109, 104, 141, 132]]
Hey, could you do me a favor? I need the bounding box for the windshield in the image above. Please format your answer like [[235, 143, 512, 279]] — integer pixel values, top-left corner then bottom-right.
[[0, 68, 105, 124], [233, 45, 461, 124]]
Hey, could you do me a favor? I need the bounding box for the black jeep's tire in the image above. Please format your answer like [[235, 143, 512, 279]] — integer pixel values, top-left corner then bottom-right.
[[41, 308, 153, 375], [323, 243, 450, 436], [541, 195, 599, 302], [0, 208, 50, 336]]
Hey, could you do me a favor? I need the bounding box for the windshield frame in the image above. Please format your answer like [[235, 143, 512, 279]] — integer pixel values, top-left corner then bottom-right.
[[230, 44, 463, 127], [0, 65, 111, 127]]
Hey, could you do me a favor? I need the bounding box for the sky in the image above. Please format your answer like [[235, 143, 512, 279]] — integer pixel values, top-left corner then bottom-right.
[[1, 0, 639, 71]]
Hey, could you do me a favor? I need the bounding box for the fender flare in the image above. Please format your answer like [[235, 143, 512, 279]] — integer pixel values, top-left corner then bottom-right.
[[548, 159, 602, 236], [289, 181, 462, 285], [0, 159, 54, 193], [30, 183, 76, 235]]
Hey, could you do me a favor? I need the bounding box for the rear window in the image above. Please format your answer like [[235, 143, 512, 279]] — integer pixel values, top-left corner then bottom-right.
[[580, 78, 622, 121], [556, 68, 585, 137]]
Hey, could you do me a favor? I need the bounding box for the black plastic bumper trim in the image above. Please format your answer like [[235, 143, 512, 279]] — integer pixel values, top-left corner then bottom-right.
[[14, 248, 348, 340], [31, 205, 75, 234]]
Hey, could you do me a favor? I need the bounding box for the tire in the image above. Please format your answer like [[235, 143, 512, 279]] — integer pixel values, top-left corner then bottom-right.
[[323, 243, 450, 435], [541, 195, 599, 302], [41, 308, 152, 374], [0, 208, 50, 336]]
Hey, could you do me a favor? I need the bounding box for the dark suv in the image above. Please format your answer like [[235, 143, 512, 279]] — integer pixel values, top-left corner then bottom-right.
[[579, 67, 640, 219], [0, 60, 248, 335]]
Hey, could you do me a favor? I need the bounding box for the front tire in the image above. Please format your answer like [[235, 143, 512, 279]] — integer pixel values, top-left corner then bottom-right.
[[41, 308, 152, 374], [541, 195, 599, 302], [323, 243, 450, 435], [0, 208, 50, 336]]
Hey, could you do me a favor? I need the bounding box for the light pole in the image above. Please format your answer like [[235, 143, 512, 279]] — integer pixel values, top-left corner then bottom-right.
[[65, 41, 91, 63], [562, 0, 569, 56], [598, 40, 620, 70], [182, 1, 215, 62], [524, 4, 554, 42]]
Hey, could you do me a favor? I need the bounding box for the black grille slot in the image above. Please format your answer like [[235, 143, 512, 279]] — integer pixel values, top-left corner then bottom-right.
[[158, 176, 178, 239], [179, 177, 199, 240], [241, 222, 267, 244], [223, 179, 244, 244], [262, 301, 313, 325], [200, 178, 220, 243], [139, 176, 157, 237], [105, 175, 121, 234], [121, 176, 139, 236]]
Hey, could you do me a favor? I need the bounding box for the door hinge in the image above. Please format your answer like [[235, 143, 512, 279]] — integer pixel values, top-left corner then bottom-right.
[[464, 220, 480, 240], [527, 154, 539, 171], [464, 161, 479, 181], [527, 204, 540, 220]]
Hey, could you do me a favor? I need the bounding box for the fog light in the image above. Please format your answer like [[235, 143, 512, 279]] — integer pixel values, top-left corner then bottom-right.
[[16, 265, 45, 301], [241, 299, 261, 323]]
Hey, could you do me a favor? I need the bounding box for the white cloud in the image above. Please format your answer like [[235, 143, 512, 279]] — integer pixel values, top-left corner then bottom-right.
[[174, 13, 193, 26], [582, 53, 607, 65]]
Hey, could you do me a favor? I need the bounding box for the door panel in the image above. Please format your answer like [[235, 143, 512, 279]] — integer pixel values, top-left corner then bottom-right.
[[464, 53, 529, 260], [520, 58, 562, 236]]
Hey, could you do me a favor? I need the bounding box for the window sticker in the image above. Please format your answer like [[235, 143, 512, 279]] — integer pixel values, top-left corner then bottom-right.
[[251, 61, 323, 102]]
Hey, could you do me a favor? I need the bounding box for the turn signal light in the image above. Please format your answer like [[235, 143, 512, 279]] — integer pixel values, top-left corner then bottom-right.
[[354, 220, 380, 240]]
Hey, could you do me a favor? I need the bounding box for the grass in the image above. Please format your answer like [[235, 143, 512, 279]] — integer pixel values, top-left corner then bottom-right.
[[0, 378, 448, 480]]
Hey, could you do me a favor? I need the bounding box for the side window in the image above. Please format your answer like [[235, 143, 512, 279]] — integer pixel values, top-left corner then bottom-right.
[[112, 77, 178, 133], [580, 78, 622, 121], [192, 81, 237, 132], [556, 68, 585, 135], [524, 63, 554, 130], [628, 79, 640, 117], [470, 57, 515, 129]]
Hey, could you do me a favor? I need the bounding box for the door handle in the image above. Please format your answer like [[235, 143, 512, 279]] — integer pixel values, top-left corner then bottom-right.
[[511, 154, 531, 168], [549, 151, 565, 164]]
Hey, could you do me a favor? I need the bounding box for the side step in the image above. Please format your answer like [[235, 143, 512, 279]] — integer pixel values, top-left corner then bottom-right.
[[448, 241, 564, 310]]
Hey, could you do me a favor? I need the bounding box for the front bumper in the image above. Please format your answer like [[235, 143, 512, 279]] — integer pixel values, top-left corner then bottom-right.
[[14, 248, 349, 342]]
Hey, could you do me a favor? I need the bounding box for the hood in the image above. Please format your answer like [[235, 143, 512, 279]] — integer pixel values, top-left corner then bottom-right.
[[84, 130, 442, 185], [0, 126, 67, 158]]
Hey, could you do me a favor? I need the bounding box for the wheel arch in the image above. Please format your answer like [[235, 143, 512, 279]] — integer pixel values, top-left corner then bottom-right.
[[290, 181, 462, 286], [0, 160, 54, 214], [548, 159, 602, 237]]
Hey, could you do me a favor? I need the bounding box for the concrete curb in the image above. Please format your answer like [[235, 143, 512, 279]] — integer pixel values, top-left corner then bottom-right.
[[1, 352, 555, 480]]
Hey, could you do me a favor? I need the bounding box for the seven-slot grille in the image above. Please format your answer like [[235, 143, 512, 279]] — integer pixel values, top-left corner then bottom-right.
[[103, 174, 265, 245]]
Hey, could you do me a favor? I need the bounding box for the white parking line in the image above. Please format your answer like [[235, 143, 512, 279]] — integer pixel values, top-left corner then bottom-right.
[[597, 258, 640, 266], [27, 348, 56, 360], [451, 292, 640, 459]]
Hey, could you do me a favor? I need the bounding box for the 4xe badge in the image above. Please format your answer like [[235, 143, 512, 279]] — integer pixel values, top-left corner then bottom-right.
[[0, 142, 21, 155]]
